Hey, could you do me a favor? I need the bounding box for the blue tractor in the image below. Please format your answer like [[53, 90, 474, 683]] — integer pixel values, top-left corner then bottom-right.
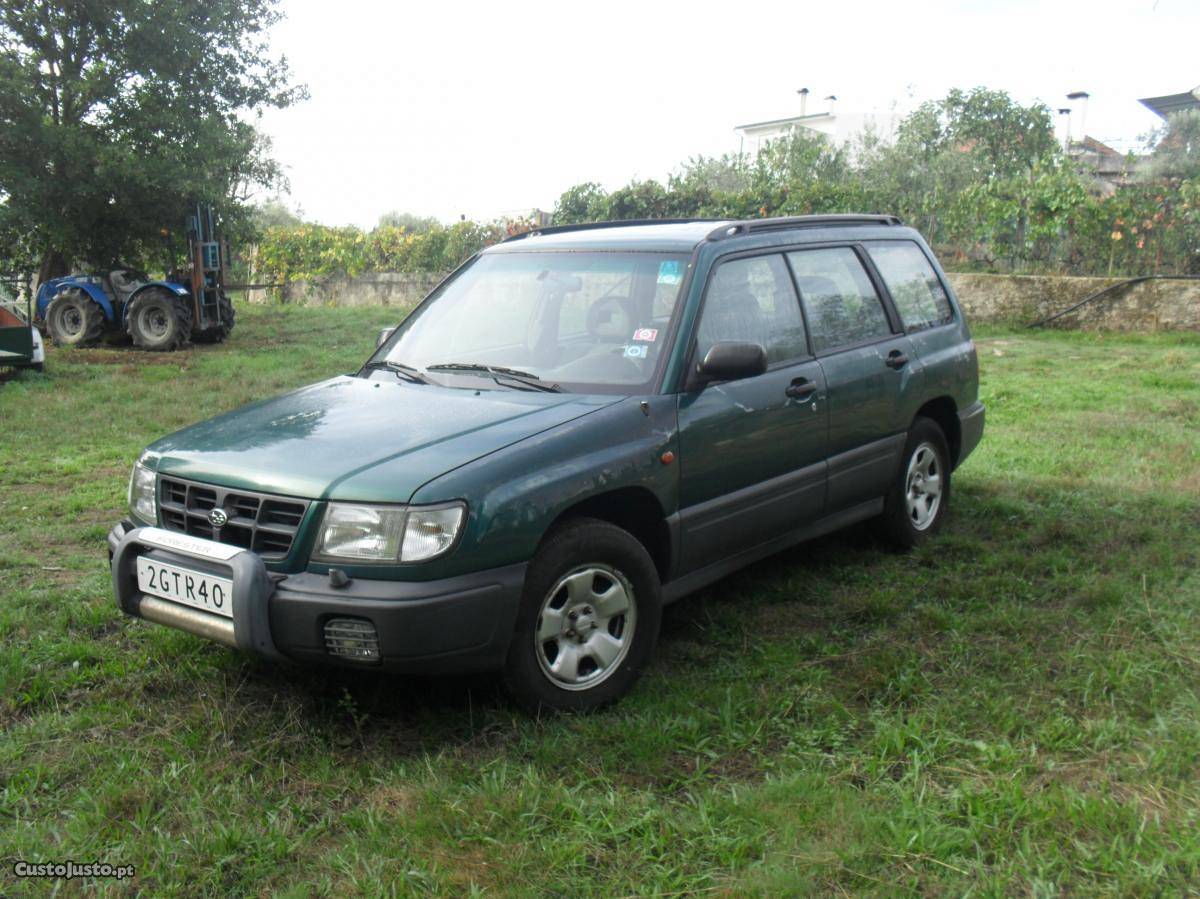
[[35, 205, 235, 351]]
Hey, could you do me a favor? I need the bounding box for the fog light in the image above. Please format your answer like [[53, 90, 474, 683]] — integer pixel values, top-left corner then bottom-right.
[[324, 618, 380, 662]]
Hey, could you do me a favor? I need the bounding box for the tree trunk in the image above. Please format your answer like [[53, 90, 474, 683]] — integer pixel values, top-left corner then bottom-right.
[[37, 249, 69, 286]]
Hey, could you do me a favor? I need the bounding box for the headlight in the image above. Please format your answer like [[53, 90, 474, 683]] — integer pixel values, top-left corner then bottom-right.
[[314, 502, 465, 563], [128, 459, 157, 523]]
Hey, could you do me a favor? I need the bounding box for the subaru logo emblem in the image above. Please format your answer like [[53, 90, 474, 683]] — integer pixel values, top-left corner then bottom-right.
[[209, 508, 228, 527]]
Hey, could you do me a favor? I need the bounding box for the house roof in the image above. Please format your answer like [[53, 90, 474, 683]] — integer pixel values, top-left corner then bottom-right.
[[734, 112, 833, 132], [1138, 87, 1200, 120], [1073, 136, 1124, 159]]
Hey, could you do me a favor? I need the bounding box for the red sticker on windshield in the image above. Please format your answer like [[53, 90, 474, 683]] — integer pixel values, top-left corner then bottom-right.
[[632, 328, 658, 342]]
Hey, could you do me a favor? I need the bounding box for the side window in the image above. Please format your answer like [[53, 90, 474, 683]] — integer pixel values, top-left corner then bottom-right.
[[695, 255, 808, 366], [865, 241, 954, 331], [787, 247, 892, 353]]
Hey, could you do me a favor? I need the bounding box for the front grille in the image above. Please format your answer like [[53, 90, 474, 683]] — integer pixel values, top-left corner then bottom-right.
[[158, 475, 310, 561]]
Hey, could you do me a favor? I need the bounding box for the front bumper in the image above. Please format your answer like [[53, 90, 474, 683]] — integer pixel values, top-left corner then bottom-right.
[[108, 521, 525, 673]]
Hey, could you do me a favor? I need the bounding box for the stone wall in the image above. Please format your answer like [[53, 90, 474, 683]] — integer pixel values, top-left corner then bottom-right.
[[249, 272, 446, 308], [254, 271, 1199, 331], [946, 273, 1199, 330]]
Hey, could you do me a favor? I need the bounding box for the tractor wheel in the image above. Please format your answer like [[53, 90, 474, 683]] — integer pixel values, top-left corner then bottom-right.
[[126, 289, 193, 351], [190, 294, 236, 344], [46, 290, 106, 347]]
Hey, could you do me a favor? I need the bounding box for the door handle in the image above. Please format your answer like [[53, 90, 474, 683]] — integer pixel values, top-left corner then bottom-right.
[[885, 350, 909, 369], [785, 377, 818, 400]]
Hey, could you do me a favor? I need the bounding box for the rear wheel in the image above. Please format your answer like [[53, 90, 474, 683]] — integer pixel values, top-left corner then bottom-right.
[[126, 289, 192, 351], [504, 518, 662, 713], [876, 417, 951, 549], [46, 290, 105, 347], [191, 294, 235, 344]]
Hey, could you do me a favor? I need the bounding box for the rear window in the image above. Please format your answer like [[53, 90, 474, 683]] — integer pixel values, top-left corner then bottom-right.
[[865, 241, 954, 331]]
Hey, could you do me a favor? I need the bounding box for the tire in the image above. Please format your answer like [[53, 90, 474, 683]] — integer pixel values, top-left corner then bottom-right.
[[46, 290, 106, 347], [191, 293, 235, 344], [504, 518, 662, 713], [876, 417, 952, 549], [31, 362, 44, 373], [126, 288, 193, 351]]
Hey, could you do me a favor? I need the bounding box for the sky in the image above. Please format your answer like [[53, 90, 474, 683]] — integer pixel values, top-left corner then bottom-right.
[[257, 0, 1200, 227]]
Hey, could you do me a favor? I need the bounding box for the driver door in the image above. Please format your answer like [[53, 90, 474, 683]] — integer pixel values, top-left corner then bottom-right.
[[676, 253, 828, 574]]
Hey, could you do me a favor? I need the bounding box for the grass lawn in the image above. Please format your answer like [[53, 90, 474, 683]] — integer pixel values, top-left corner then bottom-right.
[[2, 305, 1199, 896]]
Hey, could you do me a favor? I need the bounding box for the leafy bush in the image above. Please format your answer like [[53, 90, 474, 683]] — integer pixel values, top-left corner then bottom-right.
[[255, 220, 509, 282]]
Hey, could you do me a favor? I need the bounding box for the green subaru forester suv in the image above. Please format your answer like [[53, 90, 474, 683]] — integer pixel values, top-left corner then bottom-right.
[[109, 215, 984, 711]]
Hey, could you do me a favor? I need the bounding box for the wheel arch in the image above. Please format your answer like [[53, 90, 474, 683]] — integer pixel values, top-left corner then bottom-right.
[[46, 280, 115, 322], [914, 396, 961, 467], [542, 487, 672, 582]]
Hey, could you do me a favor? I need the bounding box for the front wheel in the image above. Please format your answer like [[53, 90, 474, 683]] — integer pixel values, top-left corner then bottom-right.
[[126, 289, 193, 351], [876, 417, 951, 549], [504, 518, 662, 713]]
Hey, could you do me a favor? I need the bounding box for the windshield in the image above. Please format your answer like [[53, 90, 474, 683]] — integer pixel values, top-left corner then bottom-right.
[[371, 251, 690, 393]]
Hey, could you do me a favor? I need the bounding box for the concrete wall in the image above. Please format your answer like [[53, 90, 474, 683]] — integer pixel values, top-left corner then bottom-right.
[[255, 271, 1199, 331]]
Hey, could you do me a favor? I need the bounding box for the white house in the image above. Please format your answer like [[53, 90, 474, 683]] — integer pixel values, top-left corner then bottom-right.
[[735, 91, 902, 156]]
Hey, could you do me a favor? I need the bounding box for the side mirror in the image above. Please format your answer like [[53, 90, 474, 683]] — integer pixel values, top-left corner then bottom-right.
[[696, 341, 768, 384], [376, 326, 396, 349]]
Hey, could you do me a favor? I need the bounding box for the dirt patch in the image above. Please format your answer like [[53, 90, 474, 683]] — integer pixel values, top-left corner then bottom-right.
[[63, 347, 182, 366]]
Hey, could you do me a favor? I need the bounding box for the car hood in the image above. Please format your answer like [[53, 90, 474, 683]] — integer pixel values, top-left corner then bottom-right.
[[148, 375, 622, 502]]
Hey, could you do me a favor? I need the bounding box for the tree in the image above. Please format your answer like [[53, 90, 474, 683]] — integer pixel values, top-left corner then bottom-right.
[[0, 0, 305, 281], [553, 182, 608, 224], [1143, 110, 1200, 182], [376, 211, 439, 233], [251, 196, 304, 230]]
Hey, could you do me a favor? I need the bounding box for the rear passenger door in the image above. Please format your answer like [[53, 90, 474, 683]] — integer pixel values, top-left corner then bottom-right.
[[863, 240, 969, 402], [676, 253, 828, 574], [786, 247, 920, 512]]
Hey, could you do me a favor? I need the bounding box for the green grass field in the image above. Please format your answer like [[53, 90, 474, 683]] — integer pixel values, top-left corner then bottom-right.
[[2, 306, 1198, 896]]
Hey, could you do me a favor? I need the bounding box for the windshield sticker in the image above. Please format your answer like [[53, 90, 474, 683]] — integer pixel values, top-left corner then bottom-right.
[[632, 328, 658, 342], [624, 344, 648, 360], [658, 260, 682, 285]]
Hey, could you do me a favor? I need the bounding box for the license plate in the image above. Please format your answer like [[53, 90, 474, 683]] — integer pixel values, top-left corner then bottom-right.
[[136, 556, 234, 619]]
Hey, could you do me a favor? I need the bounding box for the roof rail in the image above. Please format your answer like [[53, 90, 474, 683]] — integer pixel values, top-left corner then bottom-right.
[[500, 218, 725, 243], [706, 214, 902, 241]]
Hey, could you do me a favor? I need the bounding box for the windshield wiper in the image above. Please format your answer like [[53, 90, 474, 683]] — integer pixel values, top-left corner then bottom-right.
[[425, 362, 562, 393], [360, 360, 429, 385]]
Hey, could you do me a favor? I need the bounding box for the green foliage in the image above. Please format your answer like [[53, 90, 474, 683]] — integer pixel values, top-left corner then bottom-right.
[[256, 220, 507, 281], [376, 210, 440, 233], [0, 0, 305, 279], [552, 89, 1199, 276], [251, 197, 304, 230]]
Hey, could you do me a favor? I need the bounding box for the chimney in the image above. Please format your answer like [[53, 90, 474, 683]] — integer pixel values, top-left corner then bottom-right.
[[797, 87, 809, 116], [1067, 91, 1089, 146], [824, 94, 837, 115], [1057, 107, 1072, 151]]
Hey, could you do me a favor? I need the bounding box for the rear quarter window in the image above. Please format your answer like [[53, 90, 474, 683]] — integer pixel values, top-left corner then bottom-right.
[[865, 241, 954, 331]]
